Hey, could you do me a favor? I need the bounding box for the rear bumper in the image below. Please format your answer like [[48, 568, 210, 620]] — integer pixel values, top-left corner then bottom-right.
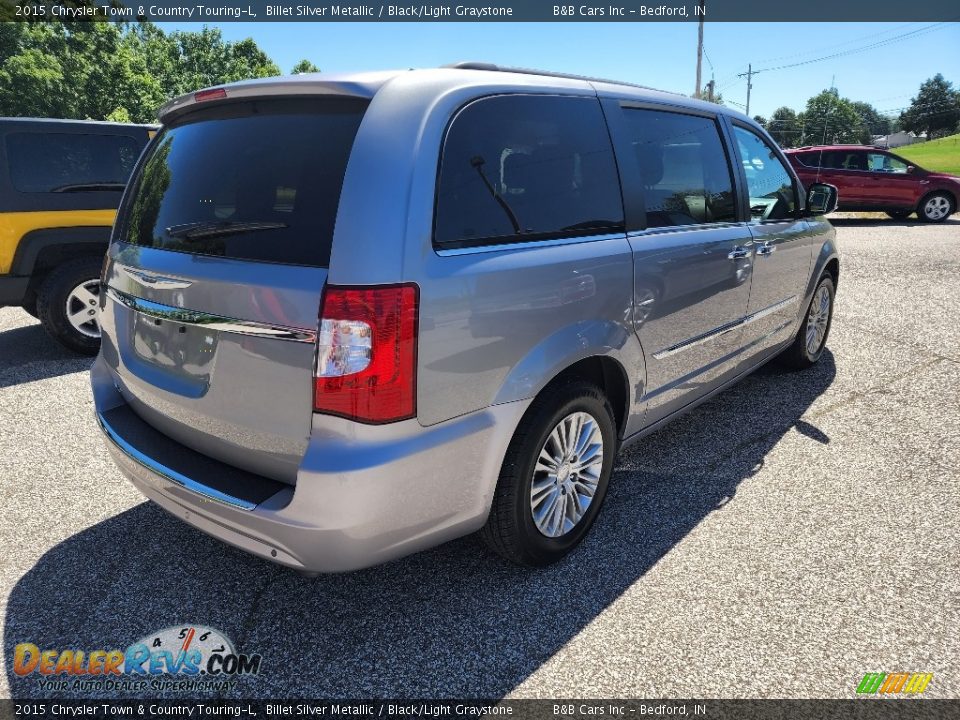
[[91, 354, 528, 573], [0, 275, 29, 307]]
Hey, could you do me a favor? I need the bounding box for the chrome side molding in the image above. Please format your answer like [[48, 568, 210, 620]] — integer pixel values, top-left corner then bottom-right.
[[653, 295, 798, 360]]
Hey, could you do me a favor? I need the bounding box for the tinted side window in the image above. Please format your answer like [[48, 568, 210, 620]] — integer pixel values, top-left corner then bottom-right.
[[434, 95, 624, 248], [732, 126, 797, 222], [796, 152, 822, 168], [619, 108, 736, 228], [822, 150, 865, 171], [6, 132, 140, 193]]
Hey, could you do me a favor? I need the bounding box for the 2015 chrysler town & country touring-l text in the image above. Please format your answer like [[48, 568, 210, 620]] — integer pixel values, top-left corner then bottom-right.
[[92, 64, 840, 572]]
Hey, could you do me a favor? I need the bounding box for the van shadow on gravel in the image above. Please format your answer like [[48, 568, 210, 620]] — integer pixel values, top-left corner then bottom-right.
[[4, 353, 835, 699], [0, 317, 93, 388]]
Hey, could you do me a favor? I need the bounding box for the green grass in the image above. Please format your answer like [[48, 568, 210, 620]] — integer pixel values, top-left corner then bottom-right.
[[896, 134, 960, 175]]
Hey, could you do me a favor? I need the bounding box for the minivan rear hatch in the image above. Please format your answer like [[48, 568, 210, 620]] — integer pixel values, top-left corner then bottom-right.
[[101, 97, 368, 483]]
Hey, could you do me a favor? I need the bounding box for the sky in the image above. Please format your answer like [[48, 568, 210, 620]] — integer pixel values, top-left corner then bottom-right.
[[159, 21, 960, 119]]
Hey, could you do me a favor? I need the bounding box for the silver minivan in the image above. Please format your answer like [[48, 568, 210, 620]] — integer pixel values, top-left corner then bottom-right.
[[92, 64, 840, 573]]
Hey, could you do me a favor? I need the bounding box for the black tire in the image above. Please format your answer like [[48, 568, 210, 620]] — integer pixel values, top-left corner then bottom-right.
[[779, 275, 835, 370], [36, 257, 103, 355], [21, 297, 38, 318], [917, 192, 955, 223], [885, 209, 912, 220], [481, 380, 617, 567]]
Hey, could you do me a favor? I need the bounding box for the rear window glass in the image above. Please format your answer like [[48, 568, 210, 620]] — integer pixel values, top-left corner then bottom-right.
[[120, 98, 367, 268], [6, 132, 140, 193], [434, 95, 624, 248]]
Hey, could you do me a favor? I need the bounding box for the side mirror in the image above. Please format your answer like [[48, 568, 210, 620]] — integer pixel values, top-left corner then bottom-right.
[[907, 165, 917, 174], [806, 182, 838, 216]]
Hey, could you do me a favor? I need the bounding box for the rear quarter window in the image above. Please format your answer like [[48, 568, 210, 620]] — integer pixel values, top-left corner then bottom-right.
[[433, 94, 624, 248], [5, 132, 140, 193]]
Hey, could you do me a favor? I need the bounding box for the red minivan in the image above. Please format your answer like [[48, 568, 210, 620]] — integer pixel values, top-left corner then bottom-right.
[[784, 145, 959, 222]]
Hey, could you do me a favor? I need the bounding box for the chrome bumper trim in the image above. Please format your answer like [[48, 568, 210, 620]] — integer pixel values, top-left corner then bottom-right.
[[97, 411, 257, 511]]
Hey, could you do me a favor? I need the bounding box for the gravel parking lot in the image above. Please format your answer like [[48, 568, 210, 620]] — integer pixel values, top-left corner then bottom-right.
[[1, 217, 958, 700]]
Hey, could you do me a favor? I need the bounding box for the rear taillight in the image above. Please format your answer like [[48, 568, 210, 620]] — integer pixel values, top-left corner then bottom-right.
[[313, 284, 418, 424]]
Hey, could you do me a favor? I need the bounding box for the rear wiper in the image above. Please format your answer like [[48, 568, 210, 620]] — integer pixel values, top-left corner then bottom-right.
[[165, 220, 288, 241], [52, 182, 126, 192]]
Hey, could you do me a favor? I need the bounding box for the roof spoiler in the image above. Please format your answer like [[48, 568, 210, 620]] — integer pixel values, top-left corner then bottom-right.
[[157, 72, 395, 124]]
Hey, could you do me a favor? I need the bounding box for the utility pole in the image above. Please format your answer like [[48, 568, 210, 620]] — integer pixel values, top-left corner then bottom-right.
[[695, 0, 705, 97], [706, 79, 715, 103], [737, 63, 756, 115]]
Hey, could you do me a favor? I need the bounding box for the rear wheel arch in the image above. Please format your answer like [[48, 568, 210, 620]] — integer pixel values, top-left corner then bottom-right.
[[530, 355, 630, 441], [13, 228, 110, 307], [823, 257, 840, 291], [11, 226, 111, 277]]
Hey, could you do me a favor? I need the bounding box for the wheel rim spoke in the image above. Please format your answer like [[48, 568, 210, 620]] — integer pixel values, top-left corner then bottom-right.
[[529, 410, 604, 538], [806, 286, 830, 355], [926, 197, 949, 219], [65, 279, 102, 339]]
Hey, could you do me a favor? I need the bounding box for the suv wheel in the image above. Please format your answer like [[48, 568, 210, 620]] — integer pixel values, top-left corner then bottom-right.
[[780, 275, 834, 370], [918, 192, 954, 223], [36, 257, 103, 355], [481, 380, 616, 566]]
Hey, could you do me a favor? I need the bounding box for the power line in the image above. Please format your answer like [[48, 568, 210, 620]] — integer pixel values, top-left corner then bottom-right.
[[745, 21, 923, 66], [751, 21, 954, 74], [734, 21, 956, 116], [701, 21, 953, 100]]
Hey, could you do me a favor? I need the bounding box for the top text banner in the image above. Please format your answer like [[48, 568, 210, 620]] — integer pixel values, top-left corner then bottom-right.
[[6, 0, 960, 22]]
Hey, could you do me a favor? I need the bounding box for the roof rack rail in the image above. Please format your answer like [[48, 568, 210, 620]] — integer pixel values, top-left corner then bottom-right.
[[442, 61, 674, 95]]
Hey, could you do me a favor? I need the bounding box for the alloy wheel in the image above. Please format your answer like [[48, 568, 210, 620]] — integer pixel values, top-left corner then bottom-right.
[[805, 284, 831, 356], [65, 279, 101, 339], [923, 195, 951, 221], [530, 411, 604, 538]]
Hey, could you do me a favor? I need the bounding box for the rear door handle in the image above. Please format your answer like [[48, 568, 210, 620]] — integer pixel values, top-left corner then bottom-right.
[[728, 246, 751, 260], [756, 241, 776, 256]]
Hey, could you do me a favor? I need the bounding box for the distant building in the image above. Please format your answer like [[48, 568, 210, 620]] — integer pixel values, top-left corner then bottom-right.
[[871, 131, 926, 149]]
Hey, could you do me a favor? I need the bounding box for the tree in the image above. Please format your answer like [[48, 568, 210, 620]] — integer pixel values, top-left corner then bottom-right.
[[753, 115, 767, 129], [797, 89, 862, 145], [0, 22, 281, 122], [146, 27, 280, 100], [899, 74, 960, 139], [0, 22, 164, 123], [767, 106, 798, 148], [850, 101, 891, 142], [291, 59, 320, 74]]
